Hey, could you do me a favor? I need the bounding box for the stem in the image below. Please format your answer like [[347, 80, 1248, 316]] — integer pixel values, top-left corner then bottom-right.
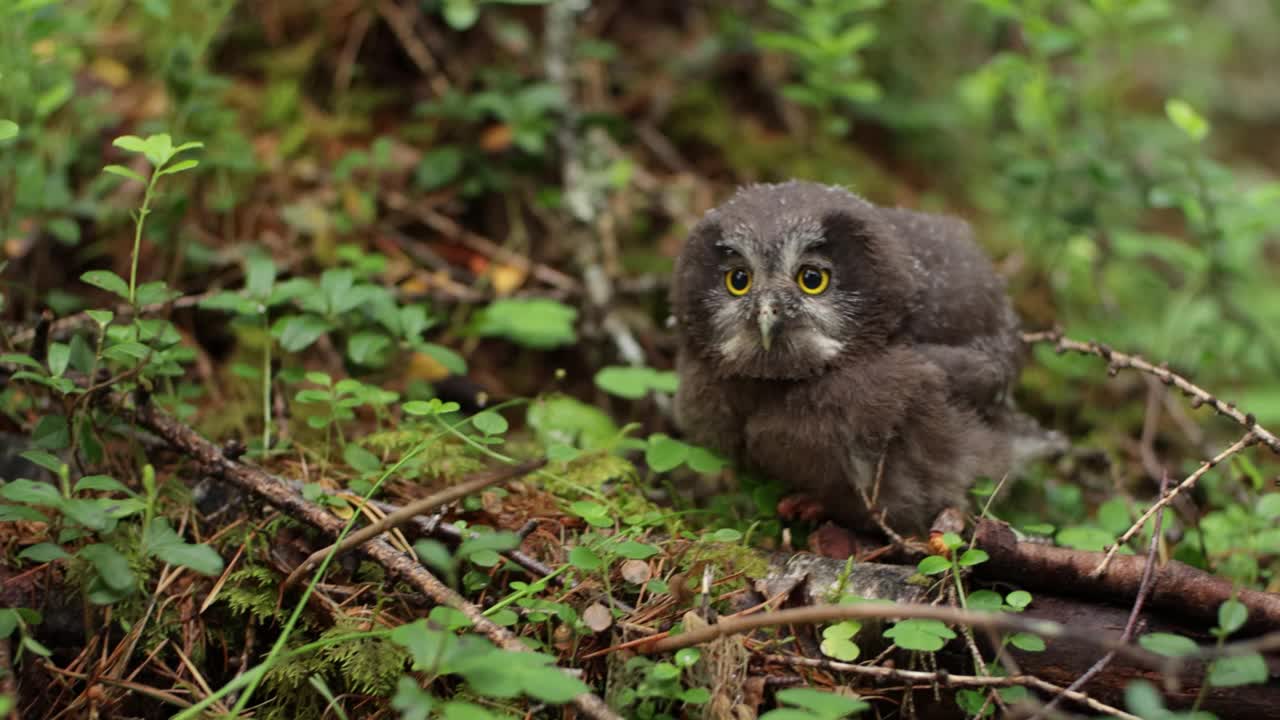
[[261, 315, 271, 456], [129, 175, 158, 306]]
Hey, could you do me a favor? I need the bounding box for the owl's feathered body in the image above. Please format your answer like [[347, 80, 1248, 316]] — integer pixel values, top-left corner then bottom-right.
[[671, 181, 1024, 535]]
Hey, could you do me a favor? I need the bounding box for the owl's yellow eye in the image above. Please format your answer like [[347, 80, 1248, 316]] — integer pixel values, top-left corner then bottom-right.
[[797, 266, 830, 295], [725, 268, 752, 296]]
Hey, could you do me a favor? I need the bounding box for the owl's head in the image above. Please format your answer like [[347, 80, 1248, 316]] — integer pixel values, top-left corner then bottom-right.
[[672, 181, 916, 380]]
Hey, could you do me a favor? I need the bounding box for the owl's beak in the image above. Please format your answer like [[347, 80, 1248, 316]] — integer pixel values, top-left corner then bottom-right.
[[758, 302, 780, 351]]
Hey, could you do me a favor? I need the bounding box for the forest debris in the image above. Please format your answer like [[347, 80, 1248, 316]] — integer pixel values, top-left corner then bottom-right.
[[973, 519, 1280, 632], [119, 398, 622, 720]]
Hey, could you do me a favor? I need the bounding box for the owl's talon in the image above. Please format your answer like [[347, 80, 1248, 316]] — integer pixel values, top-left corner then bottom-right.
[[777, 493, 827, 522], [807, 522, 859, 559]]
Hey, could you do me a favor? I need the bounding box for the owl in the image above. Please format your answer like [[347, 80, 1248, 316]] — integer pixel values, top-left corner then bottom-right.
[[670, 180, 1025, 536]]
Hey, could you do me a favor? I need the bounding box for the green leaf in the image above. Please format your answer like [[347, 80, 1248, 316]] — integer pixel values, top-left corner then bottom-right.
[[78, 543, 135, 592], [1208, 652, 1268, 687], [1008, 632, 1045, 652], [390, 620, 454, 672], [19, 542, 71, 562], [32, 414, 69, 450], [442, 0, 479, 30], [0, 479, 62, 507], [965, 590, 1003, 612], [940, 532, 963, 551], [403, 399, 460, 416], [272, 314, 331, 352], [73, 475, 134, 496], [61, 498, 111, 531], [1165, 98, 1209, 141], [141, 132, 174, 166], [471, 411, 509, 436], [517, 661, 591, 702], [822, 620, 862, 641], [457, 531, 520, 564], [682, 687, 711, 704], [414, 539, 455, 578], [820, 636, 861, 662], [917, 555, 951, 575], [674, 647, 701, 668], [614, 541, 659, 559], [1217, 599, 1248, 636], [686, 446, 727, 473], [958, 548, 989, 567], [85, 310, 114, 327], [472, 298, 577, 349], [594, 366, 658, 399], [710, 527, 742, 543], [1139, 632, 1198, 658], [391, 676, 435, 720], [103, 164, 146, 183], [134, 281, 180, 306], [343, 444, 382, 473], [20, 450, 64, 474], [1056, 526, 1114, 552], [1258, 494, 1280, 520], [0, 119, 18, 141], [570, 500, 613, 528], [569, 546, 602, 570], [645, 434, 689, 472], [157, 158, 199, 176], [81, 270, 131, 299], [420, 343, 467, 375], [0, 353, 43, 370], [773, 687, 869, 718], [0, 505, 48, 522], [416, 146, 464, 189], [1004, 590, 1032, 609], [347, 330, 391, 365], [145, 518, 224, 575], [883, 618, 956, 652], [112, 135, 149, 154]]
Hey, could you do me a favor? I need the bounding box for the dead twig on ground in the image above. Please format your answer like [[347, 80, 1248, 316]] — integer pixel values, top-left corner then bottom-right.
[[281, 458, 546, 590]]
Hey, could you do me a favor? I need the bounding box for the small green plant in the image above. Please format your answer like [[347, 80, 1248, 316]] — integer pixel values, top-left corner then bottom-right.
[[754, 0, 885, 136], [760, 687, 868, 720], [608, 652, 711, 719], [100, 133, 203, 305], [1, 457, 222, 604]]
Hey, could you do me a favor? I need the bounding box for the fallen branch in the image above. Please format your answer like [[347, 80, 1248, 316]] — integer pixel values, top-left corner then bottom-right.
[[973, 519, 1280, 632]]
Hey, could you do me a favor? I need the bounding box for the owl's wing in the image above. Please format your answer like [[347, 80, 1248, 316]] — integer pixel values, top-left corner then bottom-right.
[[877, 207, 1023, 417]]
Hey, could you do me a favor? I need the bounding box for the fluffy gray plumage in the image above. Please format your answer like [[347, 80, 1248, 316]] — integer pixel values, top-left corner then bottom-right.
[[671, 180, 1026, 535]]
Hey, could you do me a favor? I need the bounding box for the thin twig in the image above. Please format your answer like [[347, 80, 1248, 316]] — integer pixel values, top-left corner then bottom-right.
[[761, 655, 1139, 720], [1022, 330, 1280, 454], [281, 459, 546, 591], [1092, 432, 1255, 576], [1034, 471, 1171, 719]]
